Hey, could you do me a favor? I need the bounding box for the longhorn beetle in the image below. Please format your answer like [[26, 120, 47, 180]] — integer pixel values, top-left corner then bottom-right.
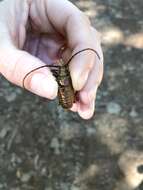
[[23, 48, 100, 110]]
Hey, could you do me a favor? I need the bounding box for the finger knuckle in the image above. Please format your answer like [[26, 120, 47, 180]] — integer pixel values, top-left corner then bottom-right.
[[27, 0, 33, 6], [96, 30, 102, 40], [80, 12, 91, 26], [91, 27, 102, 43]]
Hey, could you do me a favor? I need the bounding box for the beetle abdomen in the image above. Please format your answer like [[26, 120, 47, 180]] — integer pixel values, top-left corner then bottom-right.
[[57, 66, 75, 109], [58, 85, 75, 109]]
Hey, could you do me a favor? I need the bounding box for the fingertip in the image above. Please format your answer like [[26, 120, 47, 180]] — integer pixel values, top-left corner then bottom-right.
[[79, 85, 98, 105], [78, 101, 95, 120], [71, 71, 89, 91], [79, 91, 90, 105], [30, 72, 58, 99], [69, 49, 95, 91]]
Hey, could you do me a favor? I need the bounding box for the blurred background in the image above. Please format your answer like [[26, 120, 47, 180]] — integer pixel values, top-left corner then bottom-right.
[[0, 0, 143, 190]]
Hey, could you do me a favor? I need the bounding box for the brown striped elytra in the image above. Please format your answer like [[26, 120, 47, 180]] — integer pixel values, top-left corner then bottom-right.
[[54, 59, 75, 109]]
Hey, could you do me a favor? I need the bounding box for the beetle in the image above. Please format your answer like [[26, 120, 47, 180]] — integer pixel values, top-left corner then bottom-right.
[[53, 59, 75, 109], [23, 48, 100, 110], [22, 59, 75, 109]]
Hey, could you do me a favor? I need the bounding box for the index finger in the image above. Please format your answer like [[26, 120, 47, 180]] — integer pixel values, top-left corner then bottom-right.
[[45, 0, 98, 90]]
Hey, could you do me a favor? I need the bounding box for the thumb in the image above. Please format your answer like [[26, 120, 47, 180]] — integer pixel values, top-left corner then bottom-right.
[[0, 48, 58, 100]]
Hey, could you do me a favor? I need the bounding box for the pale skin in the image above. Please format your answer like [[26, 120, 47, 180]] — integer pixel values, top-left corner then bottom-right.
[[0, 0, 103, 119]]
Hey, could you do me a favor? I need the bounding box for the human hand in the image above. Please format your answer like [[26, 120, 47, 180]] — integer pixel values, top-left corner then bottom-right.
[[0, 0, 103, 119]]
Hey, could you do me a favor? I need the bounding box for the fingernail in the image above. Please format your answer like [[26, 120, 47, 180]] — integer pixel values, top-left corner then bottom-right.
[[30, 73, 58, 99], [78, 100, 95, 120], [88, 85, 98, 101], [75, 72, 89, 91]]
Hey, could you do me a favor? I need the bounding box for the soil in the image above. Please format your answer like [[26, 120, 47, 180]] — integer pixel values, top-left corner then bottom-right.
[[0, 0, 143, 190]]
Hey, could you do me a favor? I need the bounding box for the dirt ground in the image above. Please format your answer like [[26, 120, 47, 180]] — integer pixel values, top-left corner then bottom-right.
[[0, 0, 143, 190]]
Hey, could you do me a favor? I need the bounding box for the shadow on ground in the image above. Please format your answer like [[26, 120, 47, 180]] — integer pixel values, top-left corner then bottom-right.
[[0, 0, 143, 190]]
